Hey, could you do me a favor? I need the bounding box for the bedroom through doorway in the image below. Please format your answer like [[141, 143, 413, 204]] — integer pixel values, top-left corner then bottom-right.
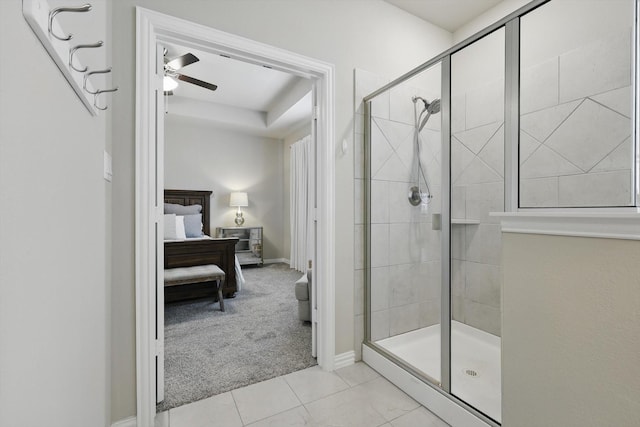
[[158, 40, 319, 412]]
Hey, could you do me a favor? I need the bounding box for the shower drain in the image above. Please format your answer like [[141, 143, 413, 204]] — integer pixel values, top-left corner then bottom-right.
[[463, 369, 480, 378]]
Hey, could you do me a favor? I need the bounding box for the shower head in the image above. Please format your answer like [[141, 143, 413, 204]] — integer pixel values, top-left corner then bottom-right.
[[426, 98, 441, 114]]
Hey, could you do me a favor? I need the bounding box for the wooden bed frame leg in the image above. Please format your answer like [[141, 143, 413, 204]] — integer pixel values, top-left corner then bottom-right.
[[217, 279, 225, 312]]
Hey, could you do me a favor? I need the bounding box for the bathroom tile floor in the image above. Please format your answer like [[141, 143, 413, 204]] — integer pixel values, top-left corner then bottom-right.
[[155, 362, 450, 427]]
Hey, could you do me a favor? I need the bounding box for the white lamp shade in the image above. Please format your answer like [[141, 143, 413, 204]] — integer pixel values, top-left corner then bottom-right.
[[229, 192, 248, 207], [163, 75, 178, 91]]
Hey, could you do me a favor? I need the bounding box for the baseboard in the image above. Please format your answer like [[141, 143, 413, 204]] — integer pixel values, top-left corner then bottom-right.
[[263, 258, 289, 265], [334, 350, 355, 369], [111, 416, 136, 427]]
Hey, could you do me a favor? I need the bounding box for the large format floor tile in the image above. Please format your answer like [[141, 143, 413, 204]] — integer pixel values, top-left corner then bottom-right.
[[157, 363, 450, 427], [231, 377, 301, 425]]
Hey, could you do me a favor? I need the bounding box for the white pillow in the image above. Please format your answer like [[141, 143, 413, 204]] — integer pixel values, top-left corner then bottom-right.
[[164, 214, 177, 240], [175, 215, 187, 239]]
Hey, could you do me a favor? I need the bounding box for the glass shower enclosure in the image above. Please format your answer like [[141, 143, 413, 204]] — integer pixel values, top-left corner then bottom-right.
[[362, 0, 637, 425]]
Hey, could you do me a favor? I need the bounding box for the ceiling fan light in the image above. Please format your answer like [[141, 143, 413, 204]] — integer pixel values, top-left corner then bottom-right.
[[163, 75, 178, 91]]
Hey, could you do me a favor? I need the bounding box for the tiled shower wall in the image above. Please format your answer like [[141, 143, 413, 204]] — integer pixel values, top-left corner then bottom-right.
[[354, 69, 442, 358], [450, 84, 505, 338], [519, 29, 633, 207]]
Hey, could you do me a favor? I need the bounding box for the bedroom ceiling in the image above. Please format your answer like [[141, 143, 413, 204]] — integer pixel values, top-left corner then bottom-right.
[[163, 1, 508, 138], [384, 0, 504, 32], [163, 42, 312, 139]]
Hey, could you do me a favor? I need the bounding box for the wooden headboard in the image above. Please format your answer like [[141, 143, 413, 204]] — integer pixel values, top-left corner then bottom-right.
[[164, 189, 212, 236]]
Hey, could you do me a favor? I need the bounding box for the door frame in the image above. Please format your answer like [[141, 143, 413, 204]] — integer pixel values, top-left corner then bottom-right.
[[135, 7, 336, 426]]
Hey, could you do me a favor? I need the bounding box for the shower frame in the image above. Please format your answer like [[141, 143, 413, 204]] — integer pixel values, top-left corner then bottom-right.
[[362, 0, 640, 426]]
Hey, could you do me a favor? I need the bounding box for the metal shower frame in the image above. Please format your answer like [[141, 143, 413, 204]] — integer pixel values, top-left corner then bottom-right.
[[362, 0, 639, 426]]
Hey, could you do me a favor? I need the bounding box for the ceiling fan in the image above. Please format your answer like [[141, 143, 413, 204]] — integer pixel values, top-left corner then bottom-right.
[[163, 50, 218, 95]]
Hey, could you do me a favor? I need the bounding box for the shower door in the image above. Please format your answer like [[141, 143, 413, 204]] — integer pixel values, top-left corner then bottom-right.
[[450, 28, 505, 423], [365, 62, 444, 386]]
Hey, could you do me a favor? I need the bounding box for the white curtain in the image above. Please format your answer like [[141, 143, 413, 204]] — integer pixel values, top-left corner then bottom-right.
[[290, 135, 313, 273]]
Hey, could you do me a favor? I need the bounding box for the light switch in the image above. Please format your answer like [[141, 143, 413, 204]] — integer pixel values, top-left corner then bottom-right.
[[104, 150, 112, 182]]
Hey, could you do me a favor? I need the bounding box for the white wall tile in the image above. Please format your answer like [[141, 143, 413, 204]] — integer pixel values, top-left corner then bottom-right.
[[389, 303, 421, 335], [545, 99, 631, 172], [451, 94, 466, 134], [371, 224, 390, 268], [371, 267, 390, 312], [389, 181, 413, 223], [453, 121, 501, 154], [451, 137, 476, 184], [465, 224, 502, 265], [520, 99, 581, 142], [465, 79, 504, 129], [371, 119, 394, 176], [371, 180, 390, 224], [354, 269, 364, 316], [465, 262, 501, 308], [371, 309, 390, 341], [454, 157, 502, 186], [374, 153, 412, 182], [376, 119, 414, 150], [478, 124, 504, 177], [519, 130, 541, 163], [390, 83, 425, 125], [354, 132, 364, 179], [389, 223, 411, 265], [591, 85, 632, 118], [452, 260, 466, 297], [389, 264, 416, 307], [419, 300, 441, 328], [520, 144, 582, 179], [520, 57, 559, 114], [559, 170, 632, 207], [355, 179, 364, 225], [451, 186, 466, 219], [591, 137, 633, 173], [520, 177, 559, 207], [354, 224, 364, 270], [463, 300, 501, 337], [559, 30, 631, 103], [418, 261, 441, 301]]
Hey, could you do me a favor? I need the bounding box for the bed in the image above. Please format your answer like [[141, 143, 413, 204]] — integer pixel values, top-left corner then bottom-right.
[[164, 189, 240, 302]]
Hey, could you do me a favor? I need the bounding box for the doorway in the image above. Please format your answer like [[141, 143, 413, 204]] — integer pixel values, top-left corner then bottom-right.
[[135, 7, 336, 427]]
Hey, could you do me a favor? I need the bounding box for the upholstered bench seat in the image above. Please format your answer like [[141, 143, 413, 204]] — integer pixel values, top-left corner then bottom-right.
[[164, 264, 225, 311]]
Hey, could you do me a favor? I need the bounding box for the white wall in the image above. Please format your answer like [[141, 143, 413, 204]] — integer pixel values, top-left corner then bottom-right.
[[0, 1, 110, 426], [502, 233, 640, 426], [165, 115, 285, 259], [110, 0, 452, 420]]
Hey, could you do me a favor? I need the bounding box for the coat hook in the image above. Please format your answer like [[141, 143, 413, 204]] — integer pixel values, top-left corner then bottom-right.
[[83, 68, 112, 94], [48, 4, 92, 41], [69, 41, 103, 72], [93, 87, 118, 111]]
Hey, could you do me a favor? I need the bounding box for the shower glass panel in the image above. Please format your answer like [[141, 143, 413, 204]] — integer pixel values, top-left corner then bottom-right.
[[450, 28, 505, 423], [368, 62, 443, 386], [519, 0, 636, 207]]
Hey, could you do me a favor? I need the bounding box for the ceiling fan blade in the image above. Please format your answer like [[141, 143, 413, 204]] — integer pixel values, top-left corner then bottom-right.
[[176, 74, 218, 92], [166, 53, 199, 70]]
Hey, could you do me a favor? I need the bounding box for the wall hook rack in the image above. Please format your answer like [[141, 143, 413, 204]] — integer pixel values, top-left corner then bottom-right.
[[69, 41, 103, 72], [47, 3, 91, 41], [23, 0, 115, 115], [94, 87, 119, 111], [84, 68, 112, 94]]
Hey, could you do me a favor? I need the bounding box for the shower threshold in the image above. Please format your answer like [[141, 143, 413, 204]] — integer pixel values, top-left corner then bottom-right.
[[376, 321, 501, 422]]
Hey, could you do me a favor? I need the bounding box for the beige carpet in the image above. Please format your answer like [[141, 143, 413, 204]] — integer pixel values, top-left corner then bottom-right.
[[157, 263, 316, 412]]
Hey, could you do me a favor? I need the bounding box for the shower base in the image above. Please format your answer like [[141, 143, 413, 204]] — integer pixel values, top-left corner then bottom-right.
[[376, 321, 501, 422]]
